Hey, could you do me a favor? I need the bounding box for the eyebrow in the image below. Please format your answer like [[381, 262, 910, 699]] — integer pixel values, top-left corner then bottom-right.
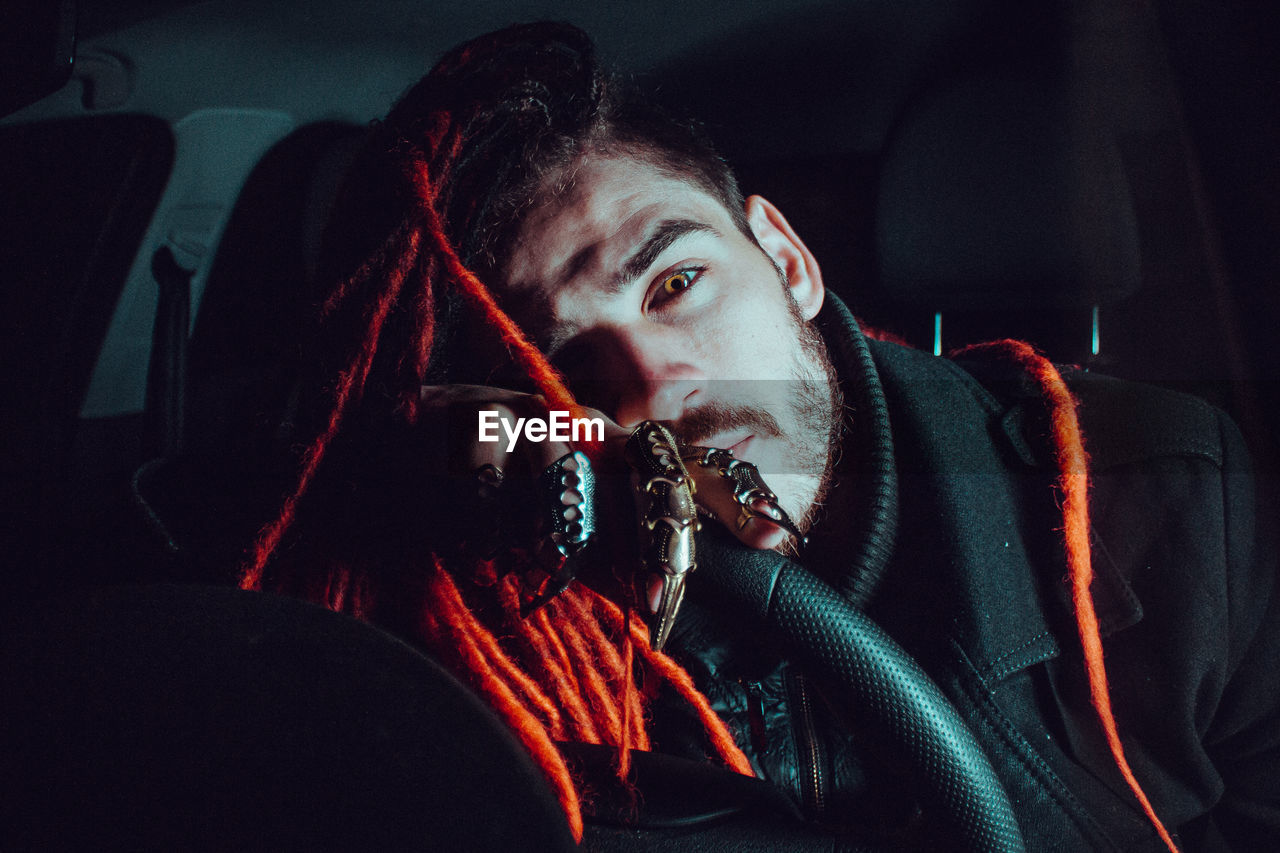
[[614, 219, 721, 293], [531, 217, 722, 353]]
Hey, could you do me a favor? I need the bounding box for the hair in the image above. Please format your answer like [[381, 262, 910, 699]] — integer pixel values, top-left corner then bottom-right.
[[310, 21, 752, 395], [237, 22, 753, 841], [956, 341, 1179, 853], [238, 21, 1178, 852]]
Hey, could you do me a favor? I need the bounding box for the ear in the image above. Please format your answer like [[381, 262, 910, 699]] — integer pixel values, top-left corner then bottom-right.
[[745, 195, 825, 320]]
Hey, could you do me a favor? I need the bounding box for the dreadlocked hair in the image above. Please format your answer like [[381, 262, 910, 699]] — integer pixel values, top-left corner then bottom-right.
[[955, 340, 1180, 853], [238, 23, 752, 842]]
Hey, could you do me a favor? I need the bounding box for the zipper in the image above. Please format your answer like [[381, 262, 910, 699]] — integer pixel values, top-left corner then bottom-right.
[[790, 669, 826, 819], [741, 679, 769, 756]]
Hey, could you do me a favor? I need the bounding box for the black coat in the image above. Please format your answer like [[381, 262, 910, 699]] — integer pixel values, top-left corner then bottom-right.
[[656, 296, 1280, 851]]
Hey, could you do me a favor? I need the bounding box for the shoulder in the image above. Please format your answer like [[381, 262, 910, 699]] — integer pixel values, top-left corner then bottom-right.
[[937, 340, 1238, 474], [1059, 368, 1234, 473], [863, 335, 1240, 472]]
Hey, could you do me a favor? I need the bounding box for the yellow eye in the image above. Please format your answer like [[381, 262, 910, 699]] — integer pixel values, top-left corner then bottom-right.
[[660, 270, 696, 296]]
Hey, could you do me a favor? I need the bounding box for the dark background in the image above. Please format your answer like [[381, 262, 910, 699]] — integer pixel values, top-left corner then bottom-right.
[[2, 0, 1277, 583]]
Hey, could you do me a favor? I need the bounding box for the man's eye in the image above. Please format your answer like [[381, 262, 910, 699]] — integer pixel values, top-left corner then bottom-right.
[[657, 267, 704, 300]]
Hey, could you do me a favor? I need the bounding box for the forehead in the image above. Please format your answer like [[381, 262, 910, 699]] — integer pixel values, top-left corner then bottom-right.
[[500, 155, 737, 295]]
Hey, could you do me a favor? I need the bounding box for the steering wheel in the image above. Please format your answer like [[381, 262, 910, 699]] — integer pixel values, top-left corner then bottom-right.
[[4, 556, 1022, 853], [672, 532, 1026, 853]]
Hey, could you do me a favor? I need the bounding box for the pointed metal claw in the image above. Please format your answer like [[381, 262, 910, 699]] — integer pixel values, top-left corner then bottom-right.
[[734, 494, 806, 545], [627, 422, 700, 648], [681, 445, 807, 547], [520, 558, 577, 617], [648, 567, 692, 651], [515, 450, 597, 617]]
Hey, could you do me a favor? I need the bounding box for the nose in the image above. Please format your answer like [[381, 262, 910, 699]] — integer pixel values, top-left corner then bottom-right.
[[558, 326, 700, 427], [613, 369, 698, 428]]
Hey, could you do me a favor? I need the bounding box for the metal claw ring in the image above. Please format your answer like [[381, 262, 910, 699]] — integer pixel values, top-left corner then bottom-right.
[[476, 462, 505, 495], [466, 463, 506, 559], [521, 450, 597, 616], [679, 445, 806, 544], [627, 422, 700, 650]]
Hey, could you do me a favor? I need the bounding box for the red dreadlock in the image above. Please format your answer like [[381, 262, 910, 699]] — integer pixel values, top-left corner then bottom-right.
[[237, 42, 751, 837], [955, 340, 1180, 853], [240, 22, 1179, 849]]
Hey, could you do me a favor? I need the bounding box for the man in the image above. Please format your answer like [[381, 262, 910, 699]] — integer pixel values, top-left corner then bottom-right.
[[246, 22, 1278, 851]]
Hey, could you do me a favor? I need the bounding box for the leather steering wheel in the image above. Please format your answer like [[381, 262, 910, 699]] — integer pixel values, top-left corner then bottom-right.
[[692, 531, 1026, 853]]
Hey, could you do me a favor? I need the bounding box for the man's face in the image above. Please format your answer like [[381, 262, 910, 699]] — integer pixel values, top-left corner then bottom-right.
[[499, 155, 841, 526]]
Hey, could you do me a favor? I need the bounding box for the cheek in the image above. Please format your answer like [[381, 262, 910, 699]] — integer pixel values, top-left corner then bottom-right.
[[697, 292, 801, 381]]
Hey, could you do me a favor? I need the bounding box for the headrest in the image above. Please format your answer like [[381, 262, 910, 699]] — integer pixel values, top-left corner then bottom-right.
[[875, 74, 1141, 311]]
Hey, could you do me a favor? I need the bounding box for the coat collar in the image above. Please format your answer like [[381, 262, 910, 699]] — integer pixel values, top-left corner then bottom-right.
[[811, 298, 1144, 688]]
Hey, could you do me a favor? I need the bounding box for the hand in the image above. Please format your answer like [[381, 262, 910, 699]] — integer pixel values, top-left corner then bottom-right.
[[418, 385, 804, 638]]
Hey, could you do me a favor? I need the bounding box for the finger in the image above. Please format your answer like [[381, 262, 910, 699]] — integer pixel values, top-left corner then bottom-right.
[[421, 385, 631, 452], [680, 445, 805, 552], [452, 402, 520, 559], [462, 398, 573, 545], [416, 387, 627, 609], [454, 399, 557, 561], [520, 449, 598, 615], [469, 399, 602, 612], [464, 401, 519, 472], [625, 422, 698, 650], [420, 383, 540, 408]]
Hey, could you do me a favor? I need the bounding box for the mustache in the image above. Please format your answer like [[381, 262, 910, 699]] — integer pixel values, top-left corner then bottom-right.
[[662, 402, 783, 447]]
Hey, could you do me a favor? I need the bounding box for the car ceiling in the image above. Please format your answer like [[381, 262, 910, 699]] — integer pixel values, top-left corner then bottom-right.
[[4, 0, 1276, 427], [70, 1, 866, 126], [42, 0, 1062, 158], [2, 0, 1276, 588]]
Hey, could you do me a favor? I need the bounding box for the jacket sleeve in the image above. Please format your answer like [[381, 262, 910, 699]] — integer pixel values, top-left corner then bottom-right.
[[1191, 410, 1280, 849], [1060, 372, 1279, 850]]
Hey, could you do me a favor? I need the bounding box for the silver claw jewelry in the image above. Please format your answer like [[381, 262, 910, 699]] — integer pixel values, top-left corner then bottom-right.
[[627, 422, 700, 650], [521, 450, 597, 616], [680, 445, 807, 545]]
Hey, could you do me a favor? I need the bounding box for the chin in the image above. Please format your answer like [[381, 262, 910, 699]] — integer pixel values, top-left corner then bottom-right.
[[742, 436, 818, 512], [761, 471, 821, 532]]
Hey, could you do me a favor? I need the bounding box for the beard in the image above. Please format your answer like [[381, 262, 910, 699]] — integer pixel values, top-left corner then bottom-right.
[[788, 306, 844, 531], [665, 290, 844, 537]]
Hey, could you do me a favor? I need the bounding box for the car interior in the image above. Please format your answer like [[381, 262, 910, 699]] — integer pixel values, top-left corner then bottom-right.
[[2, 0, 1276, 849]]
